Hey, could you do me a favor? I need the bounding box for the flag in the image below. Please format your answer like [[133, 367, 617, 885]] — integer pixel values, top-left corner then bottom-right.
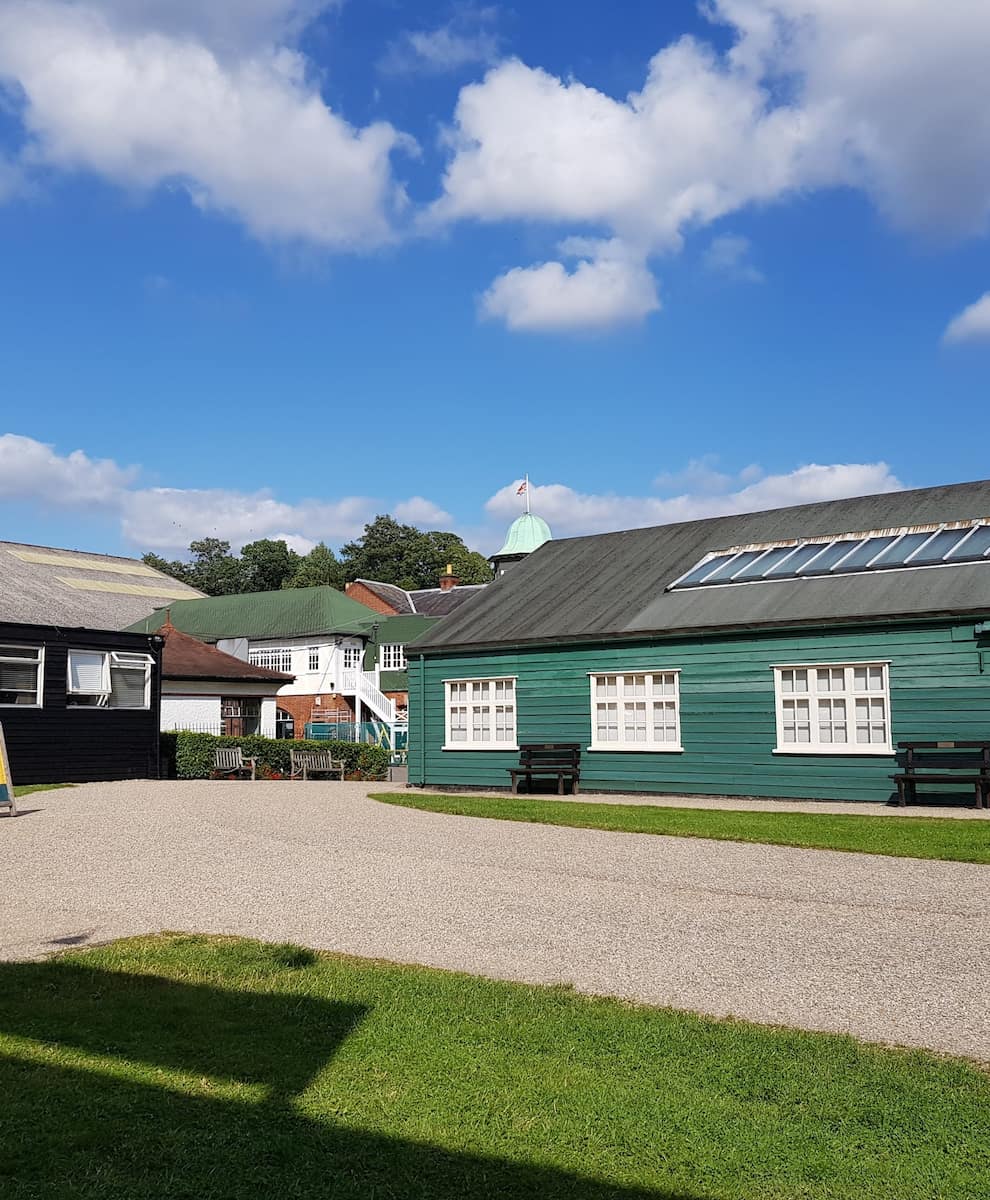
[[516, 480, 528, 495]]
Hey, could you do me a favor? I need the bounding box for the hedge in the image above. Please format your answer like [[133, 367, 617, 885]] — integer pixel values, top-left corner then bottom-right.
[[162, 731, 389, 781]]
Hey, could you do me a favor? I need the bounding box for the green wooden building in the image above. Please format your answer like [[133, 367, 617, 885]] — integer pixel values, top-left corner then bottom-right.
[[407, 480, 990, 802]]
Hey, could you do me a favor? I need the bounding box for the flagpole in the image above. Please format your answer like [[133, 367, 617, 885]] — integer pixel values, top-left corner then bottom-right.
[[525, 473, 531, 514]]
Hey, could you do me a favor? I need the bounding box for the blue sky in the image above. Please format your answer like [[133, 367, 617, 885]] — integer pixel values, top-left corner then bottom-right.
[[1, 0, 989, 559]]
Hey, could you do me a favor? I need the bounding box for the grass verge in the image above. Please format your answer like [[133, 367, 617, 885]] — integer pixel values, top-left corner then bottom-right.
[[370, 792, 990, 864], [13, 782, 74, 798], [0, 933, 986, 1199]]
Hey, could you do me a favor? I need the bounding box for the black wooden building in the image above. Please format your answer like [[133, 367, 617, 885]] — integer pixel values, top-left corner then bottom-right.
[[0, 622, 163, 785]]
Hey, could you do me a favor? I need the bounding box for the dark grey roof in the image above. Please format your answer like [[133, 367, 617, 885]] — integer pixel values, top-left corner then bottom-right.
[[413, 480, 990, 652], [355, 578, 488, 617], [409, 585, 487, 616], [0, 540, 205, 630], [355, 579, 414, 614]]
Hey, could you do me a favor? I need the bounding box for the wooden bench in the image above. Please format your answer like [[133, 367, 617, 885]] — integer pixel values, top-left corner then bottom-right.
[[290, 749, 345, 782], [508, 743, 581, 795], [892, 741, 990, 808], [212, 747, 256, 781]]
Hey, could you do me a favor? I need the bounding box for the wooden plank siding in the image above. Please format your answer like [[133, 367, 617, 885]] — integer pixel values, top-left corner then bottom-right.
[[0, 623, 163, 785], [407, 617, 990, 802]]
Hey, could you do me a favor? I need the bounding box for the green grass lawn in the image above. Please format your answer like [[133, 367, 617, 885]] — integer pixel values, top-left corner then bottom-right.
[[13, 782, 73, 798], [0, 935, 986, 1199], [371, 793, 990, 864]]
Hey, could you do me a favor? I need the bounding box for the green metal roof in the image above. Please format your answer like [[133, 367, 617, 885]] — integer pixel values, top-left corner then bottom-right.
[[493, 512, 552, 558], [124, 586, 377, 640], [378, 669, 408, 693], [362, 614, 442, 670], [370, 614, 441, 644]]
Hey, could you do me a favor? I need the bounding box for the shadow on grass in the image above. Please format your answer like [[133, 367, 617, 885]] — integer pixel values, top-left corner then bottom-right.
[[0, 952, 696, 1200]]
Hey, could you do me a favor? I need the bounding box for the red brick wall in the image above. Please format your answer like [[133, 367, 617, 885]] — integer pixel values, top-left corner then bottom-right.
[[275, 693, 355, 738], [345, 581, 400, 615]]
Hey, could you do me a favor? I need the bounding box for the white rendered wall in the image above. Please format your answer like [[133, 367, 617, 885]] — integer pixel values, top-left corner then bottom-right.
[[162, 682, 282, 736], [246, 637, 366, 699], [161, 693, 220, 732], [260, 696, 277, 738]]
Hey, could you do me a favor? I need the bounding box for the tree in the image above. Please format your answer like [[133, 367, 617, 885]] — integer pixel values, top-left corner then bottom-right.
[[141, 517, 492, 597], [340, 515, 492, 590], [142, 551, 193, 586], [174, 538, 245, 596], [423, 532, 493, 586], [285, 542, 345, 590], [240, 539, 301, 592]]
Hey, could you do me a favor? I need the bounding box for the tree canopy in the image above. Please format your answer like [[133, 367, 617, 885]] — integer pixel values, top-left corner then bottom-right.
[[142, 516, 490, 597], [339, 516, 492, 590]]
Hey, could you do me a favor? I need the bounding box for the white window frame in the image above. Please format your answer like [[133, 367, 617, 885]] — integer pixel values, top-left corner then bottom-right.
[[307, 647, 320, 672], [772, 661, 892, 755], [443, 676, 518, 750], [248, 647, 293, 673], [380, 644, 406, 671], [0, 644, 44, 708], [588, 670, 683, 752], [66, 649, 154, 710], [342, 644, 363, 670]]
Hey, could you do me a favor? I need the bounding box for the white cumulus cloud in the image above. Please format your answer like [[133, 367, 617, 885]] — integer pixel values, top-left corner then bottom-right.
[[943, 292, 990, 345], [485, 463, 904, 538], [393, 496, 454, 527], [0, 433, 455, 554], [480, 241, 660, 332], [90, 1, 338, 55], [380, 7, 501, 76], [703, 234, 764, 283], [435, 0, 990, 330], [0, 432, 138, 506], [120, 487, 378, 551], [0, 0, 411, 248]]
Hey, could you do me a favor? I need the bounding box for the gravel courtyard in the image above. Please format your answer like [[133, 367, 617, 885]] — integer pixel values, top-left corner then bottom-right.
[[2, 780, 988, 1060]]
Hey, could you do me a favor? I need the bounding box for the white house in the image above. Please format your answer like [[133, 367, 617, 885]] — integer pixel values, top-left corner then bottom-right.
[[158, 619, 293, 737]]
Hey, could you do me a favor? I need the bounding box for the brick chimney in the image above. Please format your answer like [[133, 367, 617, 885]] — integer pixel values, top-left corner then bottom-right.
[[439, 563, 460, 591]]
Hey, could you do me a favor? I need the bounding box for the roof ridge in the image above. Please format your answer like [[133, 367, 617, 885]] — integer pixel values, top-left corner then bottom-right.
[[0, 538, 175, 566], [356, 577, 413, 597], [411, 584, 486, 594]]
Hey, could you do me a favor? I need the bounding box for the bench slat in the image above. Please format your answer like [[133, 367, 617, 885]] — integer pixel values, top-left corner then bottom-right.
[[508, 743, 581, 796]]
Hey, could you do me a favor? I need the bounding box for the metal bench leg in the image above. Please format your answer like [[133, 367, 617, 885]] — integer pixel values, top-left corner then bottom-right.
[[558, 774, 564, 795], [897, 778, 905, 807]]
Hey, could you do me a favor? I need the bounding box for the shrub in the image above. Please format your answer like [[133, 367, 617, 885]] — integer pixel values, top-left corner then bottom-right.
[[168, 731, 388, 782]]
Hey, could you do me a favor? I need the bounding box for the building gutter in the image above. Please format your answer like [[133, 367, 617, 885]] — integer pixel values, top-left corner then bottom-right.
[[407, 607, 990, 658], [416, 653, 426, 787]]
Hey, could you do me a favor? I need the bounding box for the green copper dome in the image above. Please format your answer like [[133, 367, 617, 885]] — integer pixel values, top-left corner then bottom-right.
[[493, 512, 553, 558]]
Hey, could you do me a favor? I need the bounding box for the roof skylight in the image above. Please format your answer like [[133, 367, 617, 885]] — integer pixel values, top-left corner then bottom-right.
[[668, 520, 990, 591]]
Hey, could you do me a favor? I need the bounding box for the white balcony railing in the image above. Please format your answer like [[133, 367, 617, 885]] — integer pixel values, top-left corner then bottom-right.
[[358, 671, 395, 723], [339, 668, 395, 724]]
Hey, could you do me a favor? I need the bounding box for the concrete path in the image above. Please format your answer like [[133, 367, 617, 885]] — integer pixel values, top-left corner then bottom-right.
[[2, 781, 988, 1060]]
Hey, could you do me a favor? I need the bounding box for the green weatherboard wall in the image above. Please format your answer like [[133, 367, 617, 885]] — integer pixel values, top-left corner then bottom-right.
[[407, 618, 990, 802]]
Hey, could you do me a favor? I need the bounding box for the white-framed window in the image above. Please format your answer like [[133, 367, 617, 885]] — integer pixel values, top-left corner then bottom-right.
[[589, 671, 682, 751], [444, 677, 517, 750], [773, 662, 892, 754], [249, 647, 293, 673], [343, 645, 362, 670], [0, 644, 43, 707], [66, 650, 154, 709], [308, 647, 320, 672], [380, 644, 406, 671]]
